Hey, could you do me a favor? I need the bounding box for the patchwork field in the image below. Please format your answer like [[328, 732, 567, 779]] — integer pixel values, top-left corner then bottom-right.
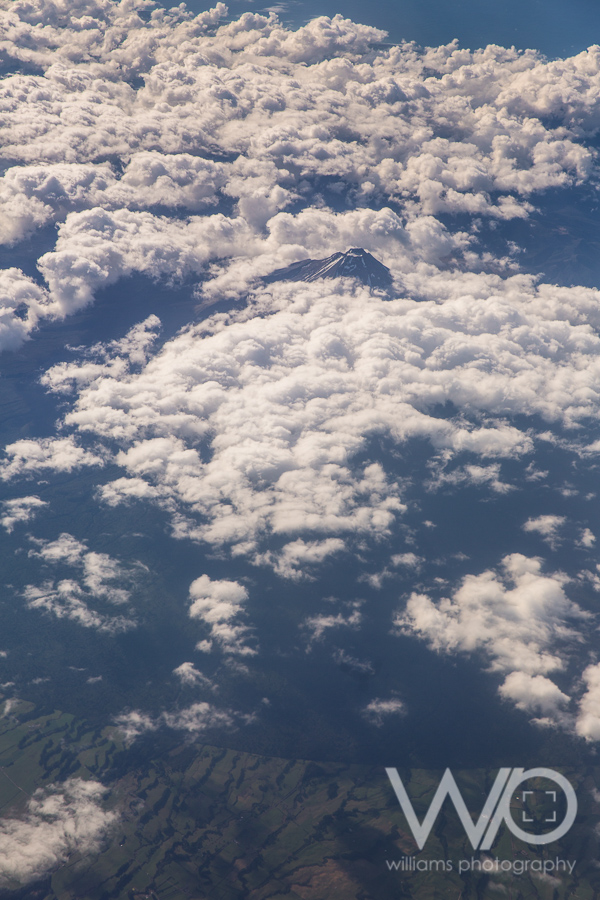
[[0, 699, 597, 900]]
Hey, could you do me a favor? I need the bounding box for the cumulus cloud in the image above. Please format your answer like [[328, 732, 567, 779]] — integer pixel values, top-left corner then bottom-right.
[[362, 696, 406, 726], [172, 661, 215, 689], [188, 574, 256, 656], [576, 663, 600, 741], [498, 672, 571, 722], [302, 601, 362, 646], [23, 265, 600, 575], [0, 437, 104, 481], [0, 268, 57, 354], [363, 551, 424, 589], [0, 496, 47, 532], [0, 0, 598, 351], [2, 0, 600, 583], [396, 554, 589, 726], [162, 702, 236, 733], [112, 709, 157, 744], [260, 537, 346, 580], [579, 528, 595, 548], [4, 0, 600, 754], [114, 700, 240, 743], [427, 461, 514, 494], [522, 514, 566, 546], [23, 533, 143, 633], [0, 778, 116, 890]]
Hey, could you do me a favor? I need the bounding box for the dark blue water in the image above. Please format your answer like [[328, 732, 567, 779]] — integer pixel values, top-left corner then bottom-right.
[[161, 0, 600, 58]]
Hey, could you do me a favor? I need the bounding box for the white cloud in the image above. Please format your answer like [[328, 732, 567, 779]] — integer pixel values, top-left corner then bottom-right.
[[0, 778, 116, 890], [302, 602, 362, 646], [4, 0, 600, 753], [362, 696, 406, 726], [0, 268, 56, 354], [24, 267, 600, 576], [499, 672, 570, 719], [396, 554, 589, 726], [162, 702, 236, 733], [333, 648, 374, 674], [427, 462, 514, 494], [37, 207, 255, 315], [0, 437, 104, 481], [0, 1, 597, 352], [172, 661, 214, 689], [260, 537, 346, 580], [0, 496, 47, 532], [579, 528, 595, 548], [363, 552, 424, 589], [188, 574, 256, 656], [391, 553, 422, 568], [114, 700, 241, 743], [22, 582, 134, 634], [576, 663, 600, 741], [522, 514, 566, 545], [23, 533, 142, 633], [112, 710, 157, 744]]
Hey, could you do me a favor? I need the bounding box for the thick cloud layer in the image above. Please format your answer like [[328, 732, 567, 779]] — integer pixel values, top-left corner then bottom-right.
[[22, 272, 600, 571], [0, 0, 600, 349]]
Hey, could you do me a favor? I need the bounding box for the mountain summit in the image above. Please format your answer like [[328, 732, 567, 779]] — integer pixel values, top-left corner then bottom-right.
[[265, 248, 393, 289]]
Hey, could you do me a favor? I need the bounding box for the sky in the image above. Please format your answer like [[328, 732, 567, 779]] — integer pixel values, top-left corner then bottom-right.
[[163, 0, 600, 59], [2, 0, 600, 888]]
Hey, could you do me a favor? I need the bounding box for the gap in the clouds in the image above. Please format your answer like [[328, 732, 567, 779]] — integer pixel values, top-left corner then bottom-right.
[[0, 59, 43, 78], [0, 224, 58, 285], [514, 186, 600, 289], [286, 177, 409, 227], [159, 0, 600, 59], [437, 183, 600, 289]]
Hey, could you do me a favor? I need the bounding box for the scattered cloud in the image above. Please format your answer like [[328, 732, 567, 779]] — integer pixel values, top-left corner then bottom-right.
[[579, 528, 596, 548], [0, 1, 598, 352], [172, 662, 215, 689], [362, 697, 406, 726], [189, 575, 256, 656], [27, 271, 600, 573], [522, 514, 566, 546], [498, 672, 571, 721], [0, 496, 47, 533], [23, 533, 144, 633], [2, 0, 600, 754], [302, 602, 363, 647], [396, 553, 589, 727], [114, 701, 243, 743], [576, 663, 600, 741], [0, 437, 104, 481], [333, 648, 374, 675], [0, 779, 116, 890]]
